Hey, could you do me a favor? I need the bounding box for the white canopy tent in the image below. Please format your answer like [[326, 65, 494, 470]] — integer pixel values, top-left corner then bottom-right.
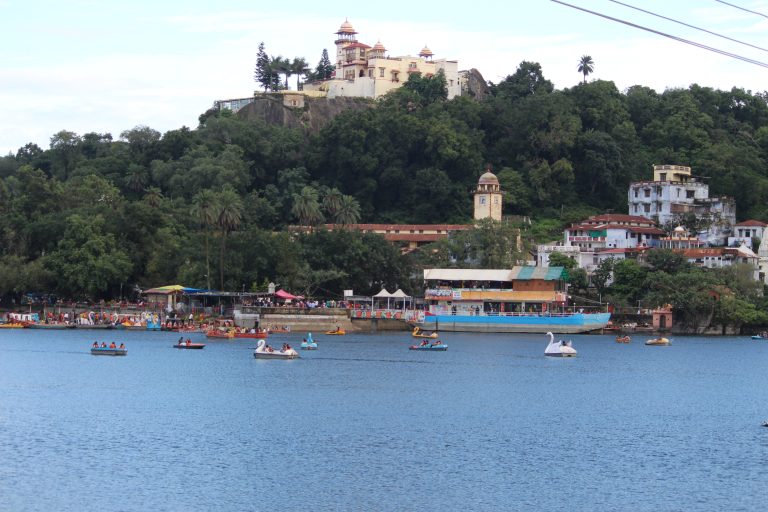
[[391, 289, 412, 311], [373, 289, 393, 309]]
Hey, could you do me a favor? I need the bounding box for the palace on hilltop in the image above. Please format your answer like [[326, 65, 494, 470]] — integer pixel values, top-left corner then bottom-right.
[[302, 19, 462, 100]]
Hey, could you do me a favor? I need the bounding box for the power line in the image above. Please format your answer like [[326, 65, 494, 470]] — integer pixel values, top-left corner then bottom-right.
[[608, 0, 768, 53], [715, 0, 768, 20], [550, 0, 768, 69]]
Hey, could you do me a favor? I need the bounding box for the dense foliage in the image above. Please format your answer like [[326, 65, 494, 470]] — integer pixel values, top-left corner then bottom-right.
[[3, 60, 768, 326]]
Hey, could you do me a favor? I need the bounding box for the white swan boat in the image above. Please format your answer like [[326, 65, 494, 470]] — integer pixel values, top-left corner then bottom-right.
[[544, 331, 577, 357], [254, 339, 299, 359]]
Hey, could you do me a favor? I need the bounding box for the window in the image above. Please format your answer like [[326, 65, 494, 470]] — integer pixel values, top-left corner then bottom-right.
[[479, 196, 486, 204], [634, 189, 638, 198], [634, 205, 638, 213], [644, 204, 650, 213], [379, 67, 385, 77], [644, 189, 651, 198], [368, 69, 373, 78], [659, 173, 667, 180], [686, 190, 694, 199]]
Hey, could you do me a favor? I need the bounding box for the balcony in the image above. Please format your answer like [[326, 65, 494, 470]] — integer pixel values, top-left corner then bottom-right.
[[568, 236, 606, 242]]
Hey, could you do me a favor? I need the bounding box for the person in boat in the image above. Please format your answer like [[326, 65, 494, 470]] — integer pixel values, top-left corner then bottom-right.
[[92, 342, 98, 348], [178, 336, 184, 345], [420, 340, 429, 347], [119, 343, 125, 349], [185, 338, 191, 345], [285, 343, 291, 351], [266, 344, 274, 352], [100, 342, 107, 348], [109, 342, 116, 349]]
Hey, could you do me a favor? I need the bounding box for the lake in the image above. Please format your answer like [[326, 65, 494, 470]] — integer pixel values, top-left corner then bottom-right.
[[1, 329, 766, 511]]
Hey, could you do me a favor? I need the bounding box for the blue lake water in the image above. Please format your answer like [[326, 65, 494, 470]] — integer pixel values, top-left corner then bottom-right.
[[1, 329, 766, 511]]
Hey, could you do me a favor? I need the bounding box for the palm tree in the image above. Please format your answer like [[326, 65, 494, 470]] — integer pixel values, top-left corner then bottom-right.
[[271, 55, 291, 90], [215, 187, 243, 290], [192, 189, 218, 290], [291, 57, 309, 90], [125, 164, 148, 194], [143, 187, 163, 208], [578, 55, 594, 84], [291, 186, 324, 229], [322, 188, 343, 219], [334, 195, 361, 226]]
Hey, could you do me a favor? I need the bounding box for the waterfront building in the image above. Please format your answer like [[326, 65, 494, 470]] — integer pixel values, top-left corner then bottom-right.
[[676, 244, 759, 279], [302, 19, 461, 100], [413, 266, 611, 333], [628, 164, 735, 245]]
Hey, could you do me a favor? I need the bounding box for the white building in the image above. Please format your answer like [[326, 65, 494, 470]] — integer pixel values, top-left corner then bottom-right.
[[628, 164, 735, 246], [727, 220, 767, 249], [565, 214, 664, 251], [679, 245, 759, 280], [303, 19, 461, 100]]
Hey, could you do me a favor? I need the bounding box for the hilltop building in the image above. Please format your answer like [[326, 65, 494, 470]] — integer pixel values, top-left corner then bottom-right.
[[302, 19, 461, 100], [727, 220, 767, 249], [628, 164, 735, 246]]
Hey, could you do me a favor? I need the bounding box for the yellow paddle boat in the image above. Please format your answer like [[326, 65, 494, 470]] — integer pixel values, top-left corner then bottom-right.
[[412, 327, 438, 339]]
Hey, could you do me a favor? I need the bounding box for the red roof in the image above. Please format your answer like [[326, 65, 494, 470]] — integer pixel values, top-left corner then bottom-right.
[[383, 234, 444, 242], [344, 42, 371, 49], [735, 219, 767, 227], [589, 214, 656, 223], [326, 223, 471, 232], [568, 224, 664, 235], [679, 248, 725, 258], [599, 248, 629, 254]]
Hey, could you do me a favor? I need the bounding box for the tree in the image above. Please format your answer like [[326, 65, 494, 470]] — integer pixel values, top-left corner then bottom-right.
[[311, 49, 334, 80], [548, 251, 577, 270], [334, 195, 361, 226], [254, 42, 271, 92], [493, 61, 553, 101], [322, 188, 343, 219], [291, 57, 309, 90], [591, 257, 614, 300], [44, 214, 132, 299], [192, 189, 218, 290], [271, 55, 291, 91], [215, 187, 243, 289], [577, 55, 594, 84], [291, 186, 324, 228]]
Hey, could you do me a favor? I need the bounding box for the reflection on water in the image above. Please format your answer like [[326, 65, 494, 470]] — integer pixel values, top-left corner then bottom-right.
[[1, 329, 766, 511]]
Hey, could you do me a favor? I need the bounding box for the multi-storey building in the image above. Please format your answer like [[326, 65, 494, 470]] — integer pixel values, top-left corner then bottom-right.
[[628, 164, 735, 245], [474, 170, 503, 221], [303, 19, 461, 100]]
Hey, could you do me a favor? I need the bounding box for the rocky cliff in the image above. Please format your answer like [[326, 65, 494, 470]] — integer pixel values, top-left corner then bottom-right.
[[238, 95, 375, 134]]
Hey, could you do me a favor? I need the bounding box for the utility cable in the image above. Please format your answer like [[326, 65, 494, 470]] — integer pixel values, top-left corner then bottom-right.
[[608, 0, 768, 53], [715, 0, 768, 20], [550, 0, 768, 69]]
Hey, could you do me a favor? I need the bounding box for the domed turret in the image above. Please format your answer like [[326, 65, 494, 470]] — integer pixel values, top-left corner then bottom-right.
[[474, 168, 503, 221], [419, 45, 434, 59], [337, 19, 357, 34]]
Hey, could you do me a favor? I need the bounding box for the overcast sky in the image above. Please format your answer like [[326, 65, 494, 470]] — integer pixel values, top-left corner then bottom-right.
[[2, 0, 768, 154]]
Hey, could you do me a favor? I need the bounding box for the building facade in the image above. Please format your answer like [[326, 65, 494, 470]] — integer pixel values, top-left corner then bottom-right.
[[628, 164, 735, 245], [727, 220, 767, 248], [303, 19, 461, 100]]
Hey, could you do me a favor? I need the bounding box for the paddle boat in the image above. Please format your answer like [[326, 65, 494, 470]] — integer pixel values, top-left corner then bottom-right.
[[173, 338, 205, 349], [90, 343, 127, 356], [751, 332, 768, 340], [615, 335, 631, 343], [324, 327, 346, 336], [0, 322, 27, 329], [544, 332, 577, 357], [253, 340, 299, 359], [645, 337, 671, 346], [409, 339, 447, 351], [267, 325, 292, 334], [206, 329, 235, 339], [300, 333, 318, 350], [233, 328, 268, 339], [411, 327, 438, 339]]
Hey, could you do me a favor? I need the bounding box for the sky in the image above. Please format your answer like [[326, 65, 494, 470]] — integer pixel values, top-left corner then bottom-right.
[[2, 0, 768, 154]]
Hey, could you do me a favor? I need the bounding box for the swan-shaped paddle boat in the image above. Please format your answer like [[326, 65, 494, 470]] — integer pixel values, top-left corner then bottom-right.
[[254, 339, 299, 359], [412, 327, 439, 339], [645, 337, 671, 346], [615, 335, 631, 343], [301, 333, 318, 350], [544, 332, 577, 357]]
